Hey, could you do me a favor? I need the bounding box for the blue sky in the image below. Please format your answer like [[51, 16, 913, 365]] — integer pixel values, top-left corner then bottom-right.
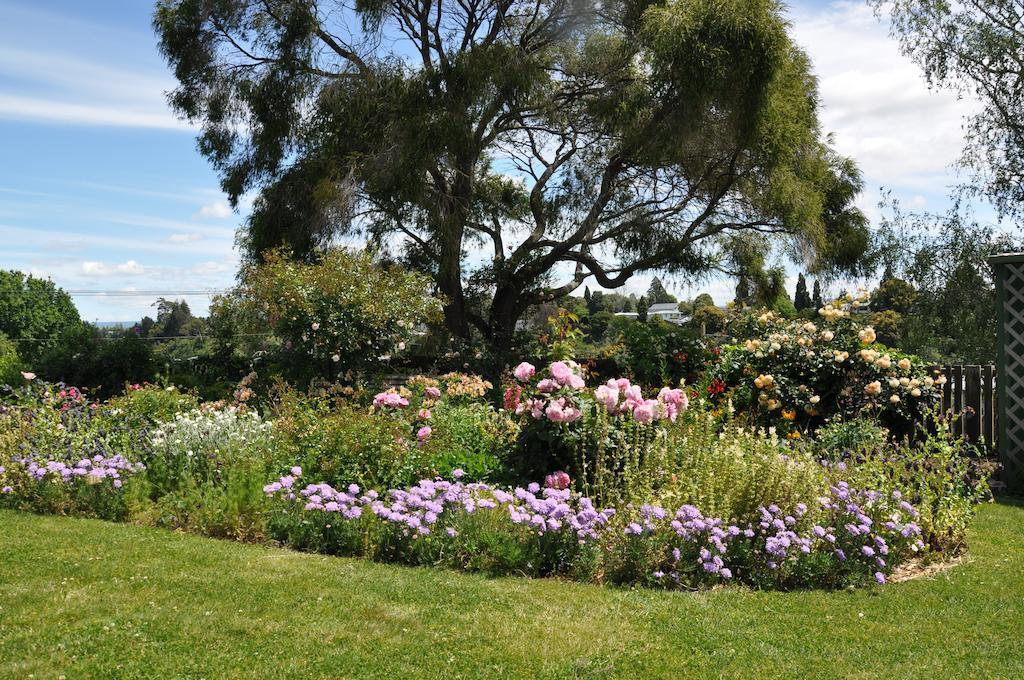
[[0, 0, 987, 320]]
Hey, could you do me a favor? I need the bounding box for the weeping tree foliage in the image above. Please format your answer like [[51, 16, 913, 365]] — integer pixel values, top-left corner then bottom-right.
[[871, 0, 1024, 218], [155, 0, 868, 361]]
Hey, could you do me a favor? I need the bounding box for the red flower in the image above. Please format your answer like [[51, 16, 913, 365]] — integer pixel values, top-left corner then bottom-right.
[[503, 384, 522, 411], [673, 351, 689, 363], [707, 377, 726, 396]]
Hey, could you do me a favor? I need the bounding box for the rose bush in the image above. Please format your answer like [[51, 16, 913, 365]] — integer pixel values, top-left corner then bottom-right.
[[706, 293, 946, 439]]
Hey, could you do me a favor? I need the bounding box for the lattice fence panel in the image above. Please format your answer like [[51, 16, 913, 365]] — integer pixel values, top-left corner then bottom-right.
[[998, 261, 1024, 492]]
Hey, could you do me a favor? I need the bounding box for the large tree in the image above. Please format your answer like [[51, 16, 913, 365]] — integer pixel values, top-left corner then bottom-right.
[[871, 0, 1024, 218], [156, 0, 867, 362]]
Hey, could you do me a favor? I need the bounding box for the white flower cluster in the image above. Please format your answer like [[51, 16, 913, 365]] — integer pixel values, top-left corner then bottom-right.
[[150, 407, 276, 461]]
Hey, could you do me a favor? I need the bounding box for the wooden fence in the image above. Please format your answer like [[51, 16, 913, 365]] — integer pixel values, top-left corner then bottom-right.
[[935, 364, 998, 450]]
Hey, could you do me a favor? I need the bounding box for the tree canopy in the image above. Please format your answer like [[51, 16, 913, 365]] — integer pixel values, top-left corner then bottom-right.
[[0, 270, 81, 365], [156, 0, 869, 358]]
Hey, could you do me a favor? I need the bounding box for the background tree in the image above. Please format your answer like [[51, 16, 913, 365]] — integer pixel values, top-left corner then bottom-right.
[[734, 275, 752, 306], [692, 305, 727, 334], [693, 293, 716, 310], [872, 277, 917, 315], [0, 270, 81, 366], [156, 0, 869, 366], [874, 201, 1021, 363], [636, 295, 649, 322], [812, 280, 823, 309], [794, 273, 812, 311], [646, 277, 677, 304], [0, 332, 21, 386], [872, 0, 1024, 218]]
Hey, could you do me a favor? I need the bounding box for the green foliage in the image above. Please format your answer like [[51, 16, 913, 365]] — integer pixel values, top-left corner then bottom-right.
[[37, 329, 157, 398], [0, 333, 21, 387], [813, 417, 889, 459], [646, 278, 676, 304], [156, 0, 869, 353], [838, 418, 993, 553], [872, 277, 917, 314], [692, 305, 727, 334], [242, 248, 442, 379], [0, 270, 80, 365], [874, 202, 1021, 363], [106, 384, 200, 426], [663, 405, 827, 522], [794, 273, 813, 311]]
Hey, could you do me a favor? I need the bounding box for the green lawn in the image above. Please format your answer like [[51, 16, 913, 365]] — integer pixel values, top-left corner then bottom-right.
[[2, 502, 1023, 679]]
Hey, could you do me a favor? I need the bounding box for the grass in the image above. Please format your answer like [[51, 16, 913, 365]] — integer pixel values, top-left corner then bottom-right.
[[2, 502, 1023, 679]]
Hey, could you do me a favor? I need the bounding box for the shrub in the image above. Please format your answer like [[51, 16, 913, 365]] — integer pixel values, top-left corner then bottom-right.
[[832, 418, 992, 553], [660, 404, 828, 523], [146, 406, 279, 497], [707, 296, 945, 438], [241, 248, 443, 379], [0, 333, 21, 387]]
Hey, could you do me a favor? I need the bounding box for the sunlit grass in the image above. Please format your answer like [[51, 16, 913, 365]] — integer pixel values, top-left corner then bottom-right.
[[2, 500, 1022, 678]]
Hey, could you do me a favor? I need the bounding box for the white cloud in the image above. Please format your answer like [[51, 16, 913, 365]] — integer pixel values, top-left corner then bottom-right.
[[81, 260, 146, 276], [168, 233, 203, 243], [790, 1, 979, 192], [194, 201, 233, 220], [0, 93, 187, 130]]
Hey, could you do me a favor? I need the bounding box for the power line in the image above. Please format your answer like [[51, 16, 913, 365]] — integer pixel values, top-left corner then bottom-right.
[[5, 333, 274, 343], [0, 289, 230, 296]]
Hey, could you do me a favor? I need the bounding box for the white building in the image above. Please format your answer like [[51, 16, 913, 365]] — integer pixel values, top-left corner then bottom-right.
[[646, 302, 688, 326]]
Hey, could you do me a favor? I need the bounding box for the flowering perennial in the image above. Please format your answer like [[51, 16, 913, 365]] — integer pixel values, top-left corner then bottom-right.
[[265, 468, 924, 587]]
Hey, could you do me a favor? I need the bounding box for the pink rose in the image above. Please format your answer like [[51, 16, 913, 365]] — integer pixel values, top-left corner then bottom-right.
[[417, 426, 432, 441], [544, 470, 571, 490], [373, 391, 409, 408], [594, 384, 619, 413], [20, 371, 36, 381], [418, 408, 432, 420], [549, 361, 574, 385], [425, 386, 441, 399], [633, 401, 657, 424], [513, 362, 536, 382], [537, 378, 558, 393]]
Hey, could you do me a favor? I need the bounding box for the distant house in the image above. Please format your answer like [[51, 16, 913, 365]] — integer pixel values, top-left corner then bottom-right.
[[613, 312, 639, 319], [646, 302, 688, 326]]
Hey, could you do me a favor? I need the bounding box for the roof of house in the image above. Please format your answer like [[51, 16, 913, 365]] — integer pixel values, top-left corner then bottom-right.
[[647, 302, 681, 313]]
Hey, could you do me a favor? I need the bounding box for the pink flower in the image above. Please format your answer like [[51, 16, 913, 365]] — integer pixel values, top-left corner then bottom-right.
[[417, 426, 432, 441], [537, 378, 559, 393], [614, 377, 632, 391], [544, 470, 571, 490], [503, 385, 522, 411], [545, 397, 582, 423], [513, 362, 536, 382], [623, 385, 644, 410], [567, 374, 586, 390], [20, 371, 36, 381], [594, 384, 620, 413], [549, 361, 574, 385], [418, 408, 432, 420], [373, 391, 409, 408], [425, 387, 441, 399], [633, 401, 657, 424]]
